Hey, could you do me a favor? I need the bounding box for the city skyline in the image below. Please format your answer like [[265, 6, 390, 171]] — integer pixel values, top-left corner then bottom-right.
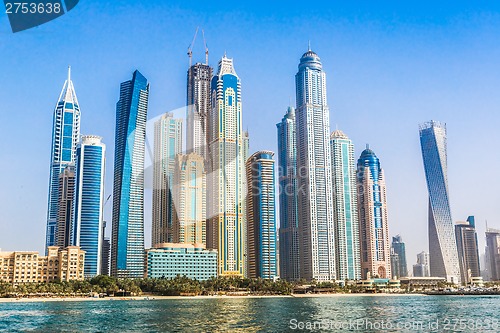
[[2, 2, 500, 269]]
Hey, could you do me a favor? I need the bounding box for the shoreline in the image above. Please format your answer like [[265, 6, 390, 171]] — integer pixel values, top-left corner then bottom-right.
[[0, 293, 425, 303]]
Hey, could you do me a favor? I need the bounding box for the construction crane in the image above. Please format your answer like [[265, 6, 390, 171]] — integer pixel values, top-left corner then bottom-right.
[[202, 29, 209, 65], [104, 194, 111, 207], [187, 27, 199, 67], [187, 27, 209, 66]]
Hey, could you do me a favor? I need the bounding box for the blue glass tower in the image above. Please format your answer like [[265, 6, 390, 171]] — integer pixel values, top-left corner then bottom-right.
[[419, 121, 461, 284], [276, 107, 300, 281], [391, 235, 408, 277], [111, 70, 149, 278], [46, 67, 80, 252], [295, 49, 336, 281], [357, 147, 391, 279], [330, 130, 360, 280], [74, 136, 106, 278], [246, 151, 277, 279]]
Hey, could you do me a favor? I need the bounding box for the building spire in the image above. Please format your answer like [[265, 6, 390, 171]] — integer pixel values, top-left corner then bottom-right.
[[366, 143, 370, 149], [308, 40, 311, 51], [68, 65, 71, 82]]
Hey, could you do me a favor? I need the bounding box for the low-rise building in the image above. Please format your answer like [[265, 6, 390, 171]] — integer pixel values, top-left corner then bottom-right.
[[145, 243, 217, 281], [399, 277, 447, 290], [0, 246, 85, 285], [356, 277, 401, 292]]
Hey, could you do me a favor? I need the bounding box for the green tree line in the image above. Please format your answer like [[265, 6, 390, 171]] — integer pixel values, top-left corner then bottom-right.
[[0, 276, 297, 298]]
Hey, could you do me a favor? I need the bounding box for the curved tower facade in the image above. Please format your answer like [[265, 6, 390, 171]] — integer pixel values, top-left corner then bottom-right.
[[419, 121, 460, 284], [74, 135, 106, 278], [357, 147, 391, 279], [295, 49, 336, 281], [111, 70, 149, 278], [246, 151, 277, 279]]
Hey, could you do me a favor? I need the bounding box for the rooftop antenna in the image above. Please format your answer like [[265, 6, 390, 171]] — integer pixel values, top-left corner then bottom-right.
[[202, 29, 209, 65], [308, 40, 311, 51], [366, 144, 370, 149], [188, 27, 199, 67], [67, 65, 71, 81]]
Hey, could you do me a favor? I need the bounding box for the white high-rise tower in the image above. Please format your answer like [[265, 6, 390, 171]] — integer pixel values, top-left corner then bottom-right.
[[295, 49, 336, 281]]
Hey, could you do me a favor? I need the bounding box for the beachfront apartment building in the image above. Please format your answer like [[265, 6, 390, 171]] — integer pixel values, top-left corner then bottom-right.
[[0, 246, 85, 285], [145, 243, 217, 281]]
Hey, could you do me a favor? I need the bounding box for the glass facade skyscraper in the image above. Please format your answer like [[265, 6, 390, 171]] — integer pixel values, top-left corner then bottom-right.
[[485, 228, 500, 281], [207, 56, 246, 277], [246, 151, 277, 279], [74, 135, 106, 278], [111, 70, 149, 278], [357, 147, 391, 279], [391, 235, 408, 278], [295, 49, 336, 281], [330, 130, 360, 280], [455, 216, 480, 284], [46, 67, 80, 252], [276, 107, 300, 281], [419, 121, 461, 284], [152, 113, 183, 246]]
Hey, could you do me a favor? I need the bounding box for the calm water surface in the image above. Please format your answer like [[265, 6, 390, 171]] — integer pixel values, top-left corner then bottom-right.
[[1, 295, 500, 332]]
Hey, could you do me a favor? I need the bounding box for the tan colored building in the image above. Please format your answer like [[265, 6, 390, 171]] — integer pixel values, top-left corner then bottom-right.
[[172, 153, 206, 245], [357, 147, 392, 280], [0, 246, 85, 285]]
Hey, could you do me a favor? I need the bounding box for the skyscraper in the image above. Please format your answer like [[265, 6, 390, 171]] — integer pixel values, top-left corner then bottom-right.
[[152, 113, 183, 246], [55, 166, 75, 249], [419, 121, 461, 284], [172, 153, 206, 245], [295, 49, 336, 281], [485, 228, 500, 281], [246, 151, 277, 279], [390, 250, 400, 278], [455, 217, 480, 284], [391, 235, 408, 278], [330, 130, 360, 281], [46, 67, 80, 252], [357, 146, 391, 279], [101, 221, 110, 276], [413, 251, 430, 277], [207, 55, 246, 277], [276, 107, 300, 281], [111, 70, 149, 278], [187, 63, 212, 159], [73, 135, 106, 278]]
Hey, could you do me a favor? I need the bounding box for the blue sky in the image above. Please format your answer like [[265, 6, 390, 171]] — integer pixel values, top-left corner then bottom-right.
[[1, 1, 500, 268]]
